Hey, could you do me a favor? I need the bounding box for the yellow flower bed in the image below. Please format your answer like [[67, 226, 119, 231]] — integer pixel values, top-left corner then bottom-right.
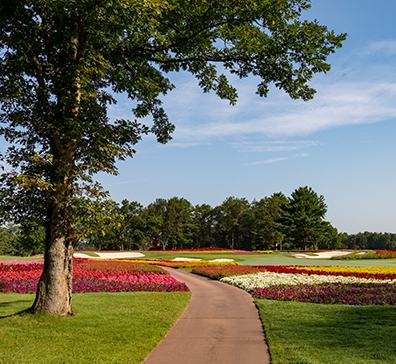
[[291, 265, 396, 275], [252, 250, 274, 254]]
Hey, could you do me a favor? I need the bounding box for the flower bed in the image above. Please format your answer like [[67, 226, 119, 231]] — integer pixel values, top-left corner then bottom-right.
[[330, 250, 396, 260], [291, 265, 396, 277], [193, 265, 396, 306], [0, 259, 189, 293], [250, 283, 396, 305], [122, 259, 240, 268], [75, 258, 166, 273], [193, 265, 396, 280], [375, 250, 396, 258], [220, 271, 396, 291], [192, 265, 265, 279]]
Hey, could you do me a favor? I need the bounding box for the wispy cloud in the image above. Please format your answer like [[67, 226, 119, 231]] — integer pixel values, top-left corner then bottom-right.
[[164, 141, 208, 148], [152, 40, 396, 144], [294, 153, 309, 158], [168, 80, 396, 141], [232, 140, 322, 153], [245, 157, 288, 166], [360, 40, 396, 57], [106, 40, 396, 147]]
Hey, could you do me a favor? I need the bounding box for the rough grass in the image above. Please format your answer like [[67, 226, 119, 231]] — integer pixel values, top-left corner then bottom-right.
[[256, 299, 396, 364], [0, 291, 191, 364]]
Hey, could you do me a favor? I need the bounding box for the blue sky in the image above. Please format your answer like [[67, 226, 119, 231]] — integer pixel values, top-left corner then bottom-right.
[[99, 0, 396, 234]]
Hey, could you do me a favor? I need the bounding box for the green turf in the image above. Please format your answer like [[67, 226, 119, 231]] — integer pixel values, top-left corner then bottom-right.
[[256, 299, 396, 364], [3, 251, 396, 267], [137, 251, 396, 267], [3, 252, 396, 363], [0, 291, 191, 364], [0, 255, 43, 261]]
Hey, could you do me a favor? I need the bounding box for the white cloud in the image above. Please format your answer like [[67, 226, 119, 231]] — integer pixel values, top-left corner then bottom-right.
[[163, 142, 205, 148], [107, 40, 396, 146], [232, 140, 322, 153], [168, 80, 396, 141], [294, 153, 309, 158], [245, 157, 288, 166], [361, 40, 396, 57]]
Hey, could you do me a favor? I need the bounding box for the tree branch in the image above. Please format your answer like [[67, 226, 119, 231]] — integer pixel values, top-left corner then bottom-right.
[[5, 8, 54, 124]]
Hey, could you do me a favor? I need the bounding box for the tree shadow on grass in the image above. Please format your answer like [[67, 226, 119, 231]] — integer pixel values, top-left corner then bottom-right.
[[0, 300, 32, 319]]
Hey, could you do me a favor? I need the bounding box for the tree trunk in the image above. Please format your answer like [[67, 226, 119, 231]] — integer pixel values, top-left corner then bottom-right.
[[30, 199, 74, 315], [30, 139, 77, 316]]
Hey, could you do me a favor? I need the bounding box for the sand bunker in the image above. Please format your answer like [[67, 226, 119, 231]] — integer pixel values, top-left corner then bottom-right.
[[293, 251, 354, 259], [74, 252, 145, 259], [172, 258, 235, 262]]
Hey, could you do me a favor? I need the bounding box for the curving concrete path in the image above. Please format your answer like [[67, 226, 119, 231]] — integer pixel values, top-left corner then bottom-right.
[[143, 268, 271, 364]]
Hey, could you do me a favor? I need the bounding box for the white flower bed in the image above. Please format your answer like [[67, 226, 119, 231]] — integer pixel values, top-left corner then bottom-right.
[[220, 272, 396, 291]]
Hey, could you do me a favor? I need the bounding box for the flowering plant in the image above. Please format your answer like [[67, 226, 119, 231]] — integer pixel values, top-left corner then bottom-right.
[[250, 283, 396, 305], [193, 264, 396, 306], [0, 259, 189, 293], [120, 259, 240, 268]]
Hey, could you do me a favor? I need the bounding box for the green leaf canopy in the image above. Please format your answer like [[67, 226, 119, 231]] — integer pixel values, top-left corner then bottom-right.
[[0, 0, 345, 315]]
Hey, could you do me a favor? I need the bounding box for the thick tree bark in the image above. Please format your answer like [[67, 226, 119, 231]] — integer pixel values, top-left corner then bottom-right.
[[30, 182, 74, 315], [30, 197, 75, 315], [30, 229, 74, 315], [30, 140, 77, 316]]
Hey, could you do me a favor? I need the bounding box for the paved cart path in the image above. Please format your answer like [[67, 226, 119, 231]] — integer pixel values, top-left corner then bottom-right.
[[143, 268, 271, 364]]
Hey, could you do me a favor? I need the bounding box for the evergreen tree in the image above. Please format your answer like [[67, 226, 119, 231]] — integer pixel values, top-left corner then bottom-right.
[[278, 186, 328, 250]]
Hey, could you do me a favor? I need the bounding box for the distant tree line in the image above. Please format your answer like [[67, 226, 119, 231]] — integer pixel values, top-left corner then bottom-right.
[[0, 221, 45, 256], [75, 186, 342, 251], [2, 186, 395, 255], [339, 232, 396, 251]]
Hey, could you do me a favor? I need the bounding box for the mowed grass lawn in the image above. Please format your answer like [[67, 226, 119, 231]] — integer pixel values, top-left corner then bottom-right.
[[3, 253, 396, 363], [0, 291, 191, 364], [257, 299, 396, 364], [136, 250, 396, 267]]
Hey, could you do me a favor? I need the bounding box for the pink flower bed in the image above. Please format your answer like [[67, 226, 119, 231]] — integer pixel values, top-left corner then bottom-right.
[[0, 259, 189, 293]]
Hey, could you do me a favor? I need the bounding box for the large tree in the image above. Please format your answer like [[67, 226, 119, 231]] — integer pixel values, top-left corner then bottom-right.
[[0, 0, 346, 315], [278, 186, 328, 250], [192, 203, 216, 248], [252, 192, 288, 250], [214, 196, 253, 250], [144, 197, 194, 250], [85, 199, 146, 250]]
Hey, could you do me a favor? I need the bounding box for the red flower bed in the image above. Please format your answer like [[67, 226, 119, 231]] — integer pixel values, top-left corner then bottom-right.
[[260, 265, 396, 280], [281, 250, 330, 253], [75, 258, 166, 273], [192, 265, 396, 281], [375, 250, 396, 258], [192, 266, 266, 279], [250, 283, 396, 306], [0, 259, 189, 293], [161, 248, 233, 252]]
